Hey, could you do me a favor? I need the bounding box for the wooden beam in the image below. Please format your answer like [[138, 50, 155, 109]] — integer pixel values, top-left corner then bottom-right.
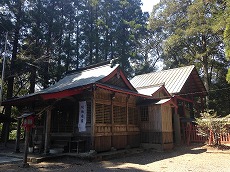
[[91, 89, 96, 150], [174, 95, 193, 103], [44, 108, 52, 154], [173, 98, 181, 145], [15, 118, 21, 153]]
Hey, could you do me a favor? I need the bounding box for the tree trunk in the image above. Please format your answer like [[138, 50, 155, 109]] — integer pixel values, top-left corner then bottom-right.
[[201, 34, 209, 108], [95, 4, 99, 63], [1, 0, 22, 144], [89, 4, 93, 65], [29, 66, 36, 94]]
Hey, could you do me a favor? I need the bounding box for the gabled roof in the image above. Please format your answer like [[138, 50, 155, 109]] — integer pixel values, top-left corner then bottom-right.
[[137, 85, 162, 96], [130, 65, 207, 96], [40, 63, 121, 94], [3, 63, 138, 105], [136, 84, 171, 98]]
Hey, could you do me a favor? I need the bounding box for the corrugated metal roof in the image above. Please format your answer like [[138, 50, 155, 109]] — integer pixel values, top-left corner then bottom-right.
[[39, 63, 119, 94], [136, 85, 162, 96], [130, 65, 195, 94], [6, 64, 119, 101]]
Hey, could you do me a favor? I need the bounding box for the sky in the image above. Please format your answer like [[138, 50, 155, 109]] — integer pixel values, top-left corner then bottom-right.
[[141, 0, 160, 13], [141, 0, 163, 70]]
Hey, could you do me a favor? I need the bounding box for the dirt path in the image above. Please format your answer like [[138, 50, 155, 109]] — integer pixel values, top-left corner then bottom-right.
[[0, 144, 230, 172]]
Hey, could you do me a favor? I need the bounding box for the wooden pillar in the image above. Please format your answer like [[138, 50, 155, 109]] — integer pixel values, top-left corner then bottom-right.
[[22, 129, 30, 168], [126, 96, 129, 131], [91, 90, 96, 150], [126, 96, 129, 147], [173, 98, 181, 145], [44, 108, 51, 154], [111, 92, 115, 149], [15, 118, 21, 153]]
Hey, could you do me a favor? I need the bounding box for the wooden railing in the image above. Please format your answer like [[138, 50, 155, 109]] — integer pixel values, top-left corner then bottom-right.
[[183, 124, 230, 144], [219, 133, 230, 144]]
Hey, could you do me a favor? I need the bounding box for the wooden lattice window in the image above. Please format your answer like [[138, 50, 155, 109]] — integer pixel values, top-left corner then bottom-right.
[[128, 107, 138, 125], [140, 106, 149, 121], [113, 105, 126, 124], [95, 103, 111, 124]]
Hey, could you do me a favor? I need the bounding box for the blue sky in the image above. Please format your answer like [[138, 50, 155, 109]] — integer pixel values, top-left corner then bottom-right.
[[141, 0, 160, 13]]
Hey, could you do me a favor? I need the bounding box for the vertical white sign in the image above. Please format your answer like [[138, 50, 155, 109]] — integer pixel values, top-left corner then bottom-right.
[[78, 101, 87, 132]]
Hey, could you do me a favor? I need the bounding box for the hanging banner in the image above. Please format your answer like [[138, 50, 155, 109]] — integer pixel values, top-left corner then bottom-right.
[[78, 101, 87, 132]]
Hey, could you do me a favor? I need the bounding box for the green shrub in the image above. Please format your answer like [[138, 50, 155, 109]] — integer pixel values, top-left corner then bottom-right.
[[195, 110, 229, 145]]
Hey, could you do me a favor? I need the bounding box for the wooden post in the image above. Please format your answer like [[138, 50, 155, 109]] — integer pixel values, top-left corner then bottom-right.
[[44, 108, 51, 154], [209, 129, 213, 145], [111, 92, 114, 149], [187, 123, 192, 146], [173, 100, 181, 145], [126, 96, 129, 131], [91, 89, 96, 150], [126, 96, 129, 147], [161, 105, 164, 149], [22, 128, 30, 168], [15, 118, 21, 153]]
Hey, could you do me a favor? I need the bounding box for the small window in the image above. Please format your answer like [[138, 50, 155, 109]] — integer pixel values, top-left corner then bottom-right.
[[140, 106, 149, 121], [128, 107, 138, 125]]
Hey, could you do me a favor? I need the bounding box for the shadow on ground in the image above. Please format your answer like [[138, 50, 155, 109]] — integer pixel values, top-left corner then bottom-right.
[[102, 144, 207, 166], [0, 142, 207, 172]]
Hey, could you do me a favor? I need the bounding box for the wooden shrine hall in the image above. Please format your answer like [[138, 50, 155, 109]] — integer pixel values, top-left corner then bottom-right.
[[2, 62, 207, 154]]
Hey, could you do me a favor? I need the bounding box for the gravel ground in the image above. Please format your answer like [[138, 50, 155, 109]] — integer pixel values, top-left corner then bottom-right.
[[0, 144, 230, 172]]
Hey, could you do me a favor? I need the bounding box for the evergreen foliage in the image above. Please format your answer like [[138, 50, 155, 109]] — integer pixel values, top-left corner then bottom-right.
[[0, 0, 230, 142], [195, 110, 229, 145], [149, 0, 230, 112]]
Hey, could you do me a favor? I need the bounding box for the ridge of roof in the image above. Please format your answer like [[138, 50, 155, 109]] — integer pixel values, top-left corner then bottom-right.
[[39, 63, 119, 93], [135, 83, 165, 89], [2, 63, 119, 105], [133, 65, 195, 78], [66, 61, 114, 76], [130, 65, 197, 94]]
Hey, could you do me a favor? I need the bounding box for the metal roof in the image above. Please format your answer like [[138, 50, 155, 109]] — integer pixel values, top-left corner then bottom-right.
[[136, 85, 162, 96], [3, 64, 119, 104], [130, 65, 206, 95], [39, 63, 119, 94]]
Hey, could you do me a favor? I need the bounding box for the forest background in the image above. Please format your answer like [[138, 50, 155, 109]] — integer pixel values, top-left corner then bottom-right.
[[0, 0, 229, 141]]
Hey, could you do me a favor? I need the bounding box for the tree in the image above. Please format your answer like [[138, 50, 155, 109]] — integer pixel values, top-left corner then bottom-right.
[[149, 0, 230, 109], [0, 0, 25, 144], [209, 0, 230, 83], [195, 110, 229, 145], [0, 0, 150, 143]]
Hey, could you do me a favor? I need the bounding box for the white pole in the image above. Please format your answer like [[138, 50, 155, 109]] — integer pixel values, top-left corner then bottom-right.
[[0, 32, 7, 105]]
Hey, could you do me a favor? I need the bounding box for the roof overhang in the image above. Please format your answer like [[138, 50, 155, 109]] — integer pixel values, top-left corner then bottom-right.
[[18, 112, 35, 119], [154, 98, 178, 108], [95, 83, 154, 99], [2, 85, 92, 106], [137, 98, 177, 108], [40, 85, 90, 100]]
